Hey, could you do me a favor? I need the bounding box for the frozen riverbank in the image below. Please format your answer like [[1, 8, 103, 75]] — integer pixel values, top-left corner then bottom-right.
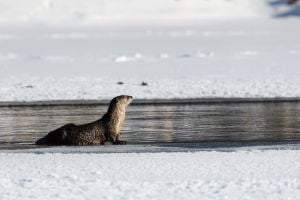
[[2, 76, 300, 101], [0, 20, 300, 102], [1, 148, 300, 200], [0, 1, 299, 101]]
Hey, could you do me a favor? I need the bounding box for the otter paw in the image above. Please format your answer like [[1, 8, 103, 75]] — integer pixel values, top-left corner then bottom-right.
[[115, 140, 127, 145]]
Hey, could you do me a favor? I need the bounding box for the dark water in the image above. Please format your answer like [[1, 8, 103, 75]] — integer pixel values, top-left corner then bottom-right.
[[1, 102, 300, 148]]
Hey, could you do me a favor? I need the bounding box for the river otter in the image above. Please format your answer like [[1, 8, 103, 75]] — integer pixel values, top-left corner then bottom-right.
[[36, 95, 133, 145]]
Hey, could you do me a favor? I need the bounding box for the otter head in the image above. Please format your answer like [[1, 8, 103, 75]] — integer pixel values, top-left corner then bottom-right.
[[110, 95, 133, 110]]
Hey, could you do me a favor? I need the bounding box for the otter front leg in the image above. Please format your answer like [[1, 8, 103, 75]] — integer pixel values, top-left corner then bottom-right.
[[106, 134, 126, 145], [114, 140, 127, 145], [114, 134, 126, 145]]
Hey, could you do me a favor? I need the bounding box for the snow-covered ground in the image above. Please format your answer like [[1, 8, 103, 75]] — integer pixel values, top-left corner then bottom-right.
[[1, 20, 300, 101], [0, 0, 299, 101], [1, 149, 300, 200]]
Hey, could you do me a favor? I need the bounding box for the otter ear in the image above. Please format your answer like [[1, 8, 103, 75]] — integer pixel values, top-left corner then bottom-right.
[[110, 97, 119, 104], [115, 97, 122, 103]]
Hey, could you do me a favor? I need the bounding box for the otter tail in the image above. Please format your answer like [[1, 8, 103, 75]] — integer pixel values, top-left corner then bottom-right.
[[35, 123, 75, 145], [35, 128, 62, 145], [35, 136, 48, 145]]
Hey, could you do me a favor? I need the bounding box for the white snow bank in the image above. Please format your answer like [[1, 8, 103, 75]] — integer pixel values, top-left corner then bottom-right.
[[1, 150, 300, 200], [0, 17, 298, 102], [0, 0, 274, 26], [0, 20, 299, 101], [1, 76, 300, 101]]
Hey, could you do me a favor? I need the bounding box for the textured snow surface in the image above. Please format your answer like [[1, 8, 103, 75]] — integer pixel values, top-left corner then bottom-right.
[[0, 20, 299, 101], [2, 77, 300, 101], [1, 150, 300, 200]]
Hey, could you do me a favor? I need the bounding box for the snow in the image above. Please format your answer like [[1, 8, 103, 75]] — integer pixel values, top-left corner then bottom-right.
[[2, 7, 298, 104], [0, 0, 299, 102], [1, 149, 300, 200], [2, 76, 300, 101], [0, 19, 300, 101], [0, 0, 274, 26]]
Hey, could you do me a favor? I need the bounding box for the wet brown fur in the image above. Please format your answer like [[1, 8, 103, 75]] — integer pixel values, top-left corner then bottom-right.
[[36, 95, 133, 145]]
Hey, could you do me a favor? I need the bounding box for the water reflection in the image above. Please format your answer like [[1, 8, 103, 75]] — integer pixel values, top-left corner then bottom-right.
[[1, 102, 300, 146]]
